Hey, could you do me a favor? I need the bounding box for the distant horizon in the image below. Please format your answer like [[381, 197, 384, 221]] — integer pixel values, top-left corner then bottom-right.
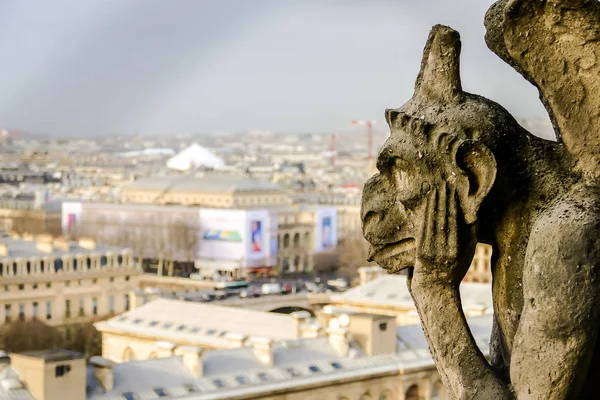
[[0, 1, 550, 138]]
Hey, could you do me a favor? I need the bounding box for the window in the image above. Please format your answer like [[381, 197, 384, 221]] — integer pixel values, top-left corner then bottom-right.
[[100, 256, 108, 267], [65, 300, 71, 318], [109, 277, 114, 283], [153, 388, 167, 397], [78, 298, 85, 317], [3, 285, 8, 292], [92, 278, 97, 284], [33, 302, 38, 319], [118, 255, 123, 265], [309, 365, 321, 373], [72, 259, 77, 270], [213, 379, 225, 388], [5, 304, 11, 323], [257, 373, 269, 381], [32, 283, 38, 289], [55, 364, 71, 377], [46, 301, 52, 320], [379, 322, 388, 332], [46, 282, 51, 288], [122, 392, 136, 400], [18, 284, 24, 291], [54, 259, 63, 272], [109, 296, 115, 313], [65, 280, 70, 287], [331, 362, 343, 369], [184, 384, 199, 393], [18, 303, 24, 321], [124, 294, 130, 311], [92, 298, 98, 315], [125, 275, 130, 281], [405, 385, 420, 400], [235, 376, 247, 385]]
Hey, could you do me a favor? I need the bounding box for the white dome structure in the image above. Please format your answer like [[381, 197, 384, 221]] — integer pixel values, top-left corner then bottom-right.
[[166, 143, 225, 171]]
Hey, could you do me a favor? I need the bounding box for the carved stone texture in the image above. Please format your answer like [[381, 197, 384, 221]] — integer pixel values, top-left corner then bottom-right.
[[361, 1, 600, 399]]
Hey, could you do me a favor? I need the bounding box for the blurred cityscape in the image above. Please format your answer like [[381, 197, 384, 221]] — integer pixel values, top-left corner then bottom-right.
[[0, 116, 554, 399]]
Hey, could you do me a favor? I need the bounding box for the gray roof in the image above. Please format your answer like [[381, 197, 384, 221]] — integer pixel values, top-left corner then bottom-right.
[[17, 349, 83, 362], [87, 315, 493, 400], [95, 299, 299, 345], [331, 275, 494, 313], [124, 175, 283, 194], [0, 237, 130, 259]]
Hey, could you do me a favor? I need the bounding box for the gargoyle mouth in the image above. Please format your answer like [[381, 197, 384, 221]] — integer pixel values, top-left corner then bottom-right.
[[367, 238, 416, 262]]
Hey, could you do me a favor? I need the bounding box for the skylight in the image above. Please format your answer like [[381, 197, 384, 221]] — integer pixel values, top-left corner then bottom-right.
[[331, 362, 343, 369], [235, 376, 247, 384], [122, 392, 136, 400], [286, 367, 301, 377], [176, 325, 187, 331], [206, 329, 216, 335], [190, 327, 201, 333], [149, 321, 159, 327], [133, 318, 143, 324], [163, 323, 173, 329], [257, 372, 270, 381], [153, 388, 167, 397], [184, 383, 199, 393], [213, 379, 225, 388], [309, 365, 321, 373]]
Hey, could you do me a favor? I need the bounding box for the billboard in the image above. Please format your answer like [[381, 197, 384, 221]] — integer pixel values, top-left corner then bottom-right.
[[198, 209, 246, 261], [314, 207, 337, 252], [62, 202, 82, 239]]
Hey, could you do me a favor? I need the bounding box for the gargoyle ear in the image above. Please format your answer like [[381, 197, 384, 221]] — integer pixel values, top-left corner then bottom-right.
[[385, 109, 401, 129], [453, 141, 497, 225]]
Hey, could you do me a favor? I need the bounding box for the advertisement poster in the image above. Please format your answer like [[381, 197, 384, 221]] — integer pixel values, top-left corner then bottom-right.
[[322, 217, 333, 248], [250, 220, 262, 253], [61, 202, 82, 238]]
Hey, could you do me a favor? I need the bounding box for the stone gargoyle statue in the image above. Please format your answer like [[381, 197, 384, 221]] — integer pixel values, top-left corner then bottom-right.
[[361, 0, 600, 398]]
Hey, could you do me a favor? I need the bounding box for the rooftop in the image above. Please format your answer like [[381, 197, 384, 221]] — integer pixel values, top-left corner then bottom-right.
[[123, 174, 283, 195], [95, 299, 300, 345], [331, 274, 493, 313], [17, 349, 84, 362], [0, 236, 130, 259]]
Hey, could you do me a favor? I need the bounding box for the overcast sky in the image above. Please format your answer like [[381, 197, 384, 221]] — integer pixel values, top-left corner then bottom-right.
[[0, 0, 549, 136]]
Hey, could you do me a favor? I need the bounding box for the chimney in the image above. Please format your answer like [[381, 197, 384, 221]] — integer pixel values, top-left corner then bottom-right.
[[53, 237, 71, 252], [175, 346, 203, 377], [291, 311, 311, 338], [327, 326, 350, 357], [252, 337, 273, 367], [89, 356, 114, 392], [78, 238, 96, 250], [155, 341, 177, 358], [0, 242, 8, 256], [36, 235, 54, 253], [345, 313, 396, 356], [358, 266, 384, 286], [224, 332, 246, 348]]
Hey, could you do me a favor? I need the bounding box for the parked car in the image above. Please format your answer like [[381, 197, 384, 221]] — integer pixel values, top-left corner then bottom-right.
[[200, 292, 215, 302], [214, 291, 228, 300], [240, 288, 261, 299], [281, 283, 293, 294], [261, 283, 282, 295]]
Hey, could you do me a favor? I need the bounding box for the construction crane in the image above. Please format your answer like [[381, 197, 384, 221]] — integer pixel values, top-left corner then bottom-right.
[[330, 133, 337, 166], [351, 120, 376, 161]]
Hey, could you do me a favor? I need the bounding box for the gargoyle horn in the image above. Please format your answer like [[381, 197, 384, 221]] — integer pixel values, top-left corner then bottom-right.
[[413, 25, 464, 105]]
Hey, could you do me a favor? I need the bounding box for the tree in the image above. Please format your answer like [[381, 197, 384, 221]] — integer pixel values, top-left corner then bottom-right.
[[1, 319, 63, 353], [336, 229, 375, 280]]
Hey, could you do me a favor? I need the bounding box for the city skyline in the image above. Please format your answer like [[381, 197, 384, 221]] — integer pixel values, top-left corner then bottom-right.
[[0, 0, 549, 137]]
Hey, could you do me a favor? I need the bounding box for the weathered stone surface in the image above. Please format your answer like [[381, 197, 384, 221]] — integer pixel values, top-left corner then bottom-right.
[[361, 1, 600, 398]]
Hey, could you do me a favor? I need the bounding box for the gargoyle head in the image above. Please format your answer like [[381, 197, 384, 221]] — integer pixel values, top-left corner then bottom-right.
[[361, 25, 512, 273]]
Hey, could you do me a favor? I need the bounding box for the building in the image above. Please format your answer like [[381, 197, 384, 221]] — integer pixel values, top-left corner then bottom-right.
[[0, 235, 142, 329], [62, 201, 337, 278], [120, 174, 290, 208], [94, 298, 314, 361], [0, 190, 62, 236], [463, 243, 493, 283], [0, 313, 493, 399], [329, 267, 493, 325]]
